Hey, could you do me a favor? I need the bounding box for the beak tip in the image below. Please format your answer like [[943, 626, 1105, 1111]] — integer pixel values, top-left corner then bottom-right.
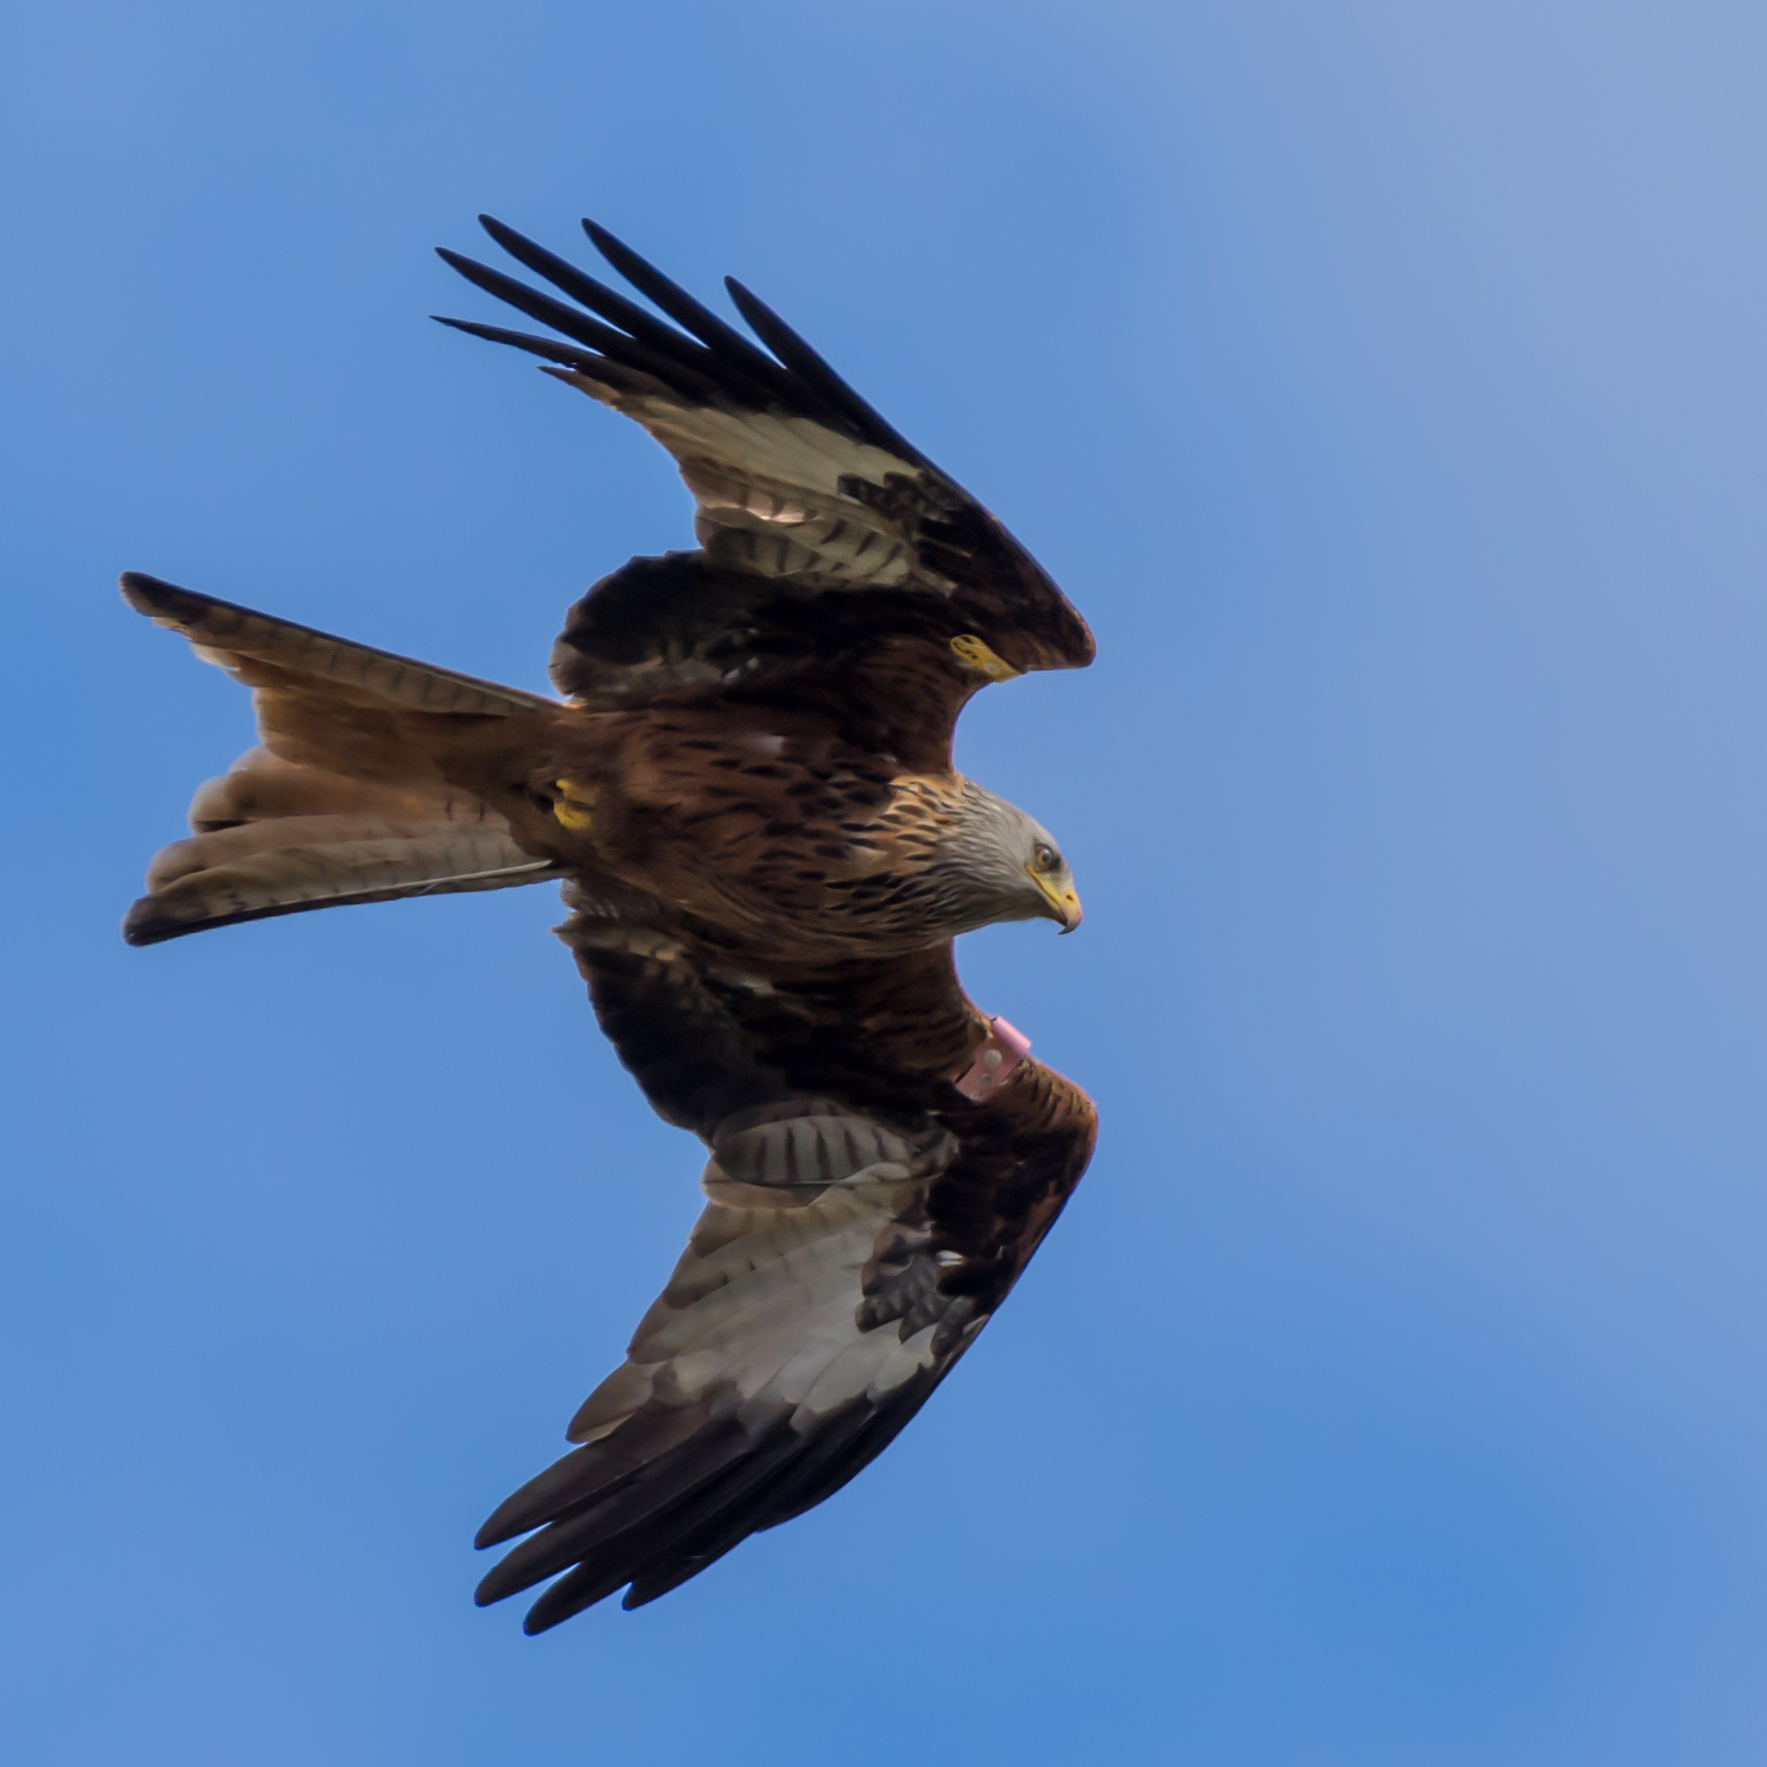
[[1030, 869, 1083, 933]]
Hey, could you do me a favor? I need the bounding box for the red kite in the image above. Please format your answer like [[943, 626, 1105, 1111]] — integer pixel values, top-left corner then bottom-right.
[[123, 217, 1097, 1629]]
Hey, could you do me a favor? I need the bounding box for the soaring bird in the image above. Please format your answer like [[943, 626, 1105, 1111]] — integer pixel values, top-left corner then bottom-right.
[[122, 216, 1097, 1630]]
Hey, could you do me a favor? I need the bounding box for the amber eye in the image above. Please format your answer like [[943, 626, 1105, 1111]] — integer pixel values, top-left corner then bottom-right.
[[1034, 843, 1059, 871]]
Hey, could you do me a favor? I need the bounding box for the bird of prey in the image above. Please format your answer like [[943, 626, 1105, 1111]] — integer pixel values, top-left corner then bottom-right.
[[122, 215, 1097, 1630]]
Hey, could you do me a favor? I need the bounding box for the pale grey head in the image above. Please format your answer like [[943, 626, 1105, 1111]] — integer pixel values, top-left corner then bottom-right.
[[935, 778, 1083, 936]]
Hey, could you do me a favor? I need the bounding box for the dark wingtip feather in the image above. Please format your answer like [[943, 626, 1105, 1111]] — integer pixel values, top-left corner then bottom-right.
[[477, 212, 552, 266], [473, 1437, 614, 1550], [580, 219, 787, 378], [437, 246, 724, 399], [431, 314, 608, 375], [621, 1553, 719, 1609], [579, 218, 622, 258], [474, 1507, 522, 1553], [435, 245, 495, 282], [443, 217, 924, 455], [474, 215, 785, 408], [723, 276, 925, 464], [522, 1563, 630, 1633]]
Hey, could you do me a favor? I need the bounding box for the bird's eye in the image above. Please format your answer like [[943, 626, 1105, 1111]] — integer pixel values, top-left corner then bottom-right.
[[1034, 844, 1058, 871]]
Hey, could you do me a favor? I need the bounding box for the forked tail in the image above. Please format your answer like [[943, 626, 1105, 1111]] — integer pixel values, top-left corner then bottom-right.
[[120, 572, 566, 946]]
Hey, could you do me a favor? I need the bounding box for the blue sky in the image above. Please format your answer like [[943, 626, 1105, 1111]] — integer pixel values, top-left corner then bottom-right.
[[6, 2, 1767, 1761]]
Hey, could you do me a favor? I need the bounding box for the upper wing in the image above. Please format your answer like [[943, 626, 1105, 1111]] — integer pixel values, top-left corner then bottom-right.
[[472, 910, 1096, 1628], [119, 573, 565, 944], [436, 217, 1093, 766]]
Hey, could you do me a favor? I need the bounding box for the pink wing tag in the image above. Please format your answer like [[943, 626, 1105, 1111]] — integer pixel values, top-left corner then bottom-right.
[[954, 1016, 1033, 1101]]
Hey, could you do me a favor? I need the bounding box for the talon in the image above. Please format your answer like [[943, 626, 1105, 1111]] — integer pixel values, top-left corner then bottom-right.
[[949, 634, 1022, 682], [553, 778, 596, 833]]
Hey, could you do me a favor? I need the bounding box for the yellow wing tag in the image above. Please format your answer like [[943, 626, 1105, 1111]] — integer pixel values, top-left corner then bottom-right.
[[949, 634, 1022, 682]]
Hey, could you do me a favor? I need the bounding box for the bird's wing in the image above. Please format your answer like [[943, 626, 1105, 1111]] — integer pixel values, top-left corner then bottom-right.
[[436, 217, 1093, 768], [473, 909, 1096, 1628], [120, 573, 565, 943]]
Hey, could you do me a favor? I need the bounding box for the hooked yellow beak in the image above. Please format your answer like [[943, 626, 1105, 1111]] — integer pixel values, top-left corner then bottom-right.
[[1030, 868, 1083, 933], [950, 633, 1023, 683]]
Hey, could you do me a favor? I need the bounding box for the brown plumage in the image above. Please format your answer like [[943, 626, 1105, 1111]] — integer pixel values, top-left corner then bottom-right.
[[122, 216, 1097, 1628]]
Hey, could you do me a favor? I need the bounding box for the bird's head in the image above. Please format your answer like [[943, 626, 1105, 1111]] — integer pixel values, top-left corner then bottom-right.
[[942, 781, 1083, 935]]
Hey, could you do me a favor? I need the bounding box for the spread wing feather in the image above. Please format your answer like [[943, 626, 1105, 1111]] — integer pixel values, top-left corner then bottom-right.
[[434, 217, 1093, 764], [470, 916, 1096, 1627]]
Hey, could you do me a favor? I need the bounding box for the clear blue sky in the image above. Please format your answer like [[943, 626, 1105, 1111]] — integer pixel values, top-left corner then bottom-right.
[[5, 2, 1767, 1761]]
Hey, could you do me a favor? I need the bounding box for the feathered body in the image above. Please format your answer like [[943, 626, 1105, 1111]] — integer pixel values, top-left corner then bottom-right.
[[463, 694, 1074, 964], [122, 216, 1097, 1629]]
